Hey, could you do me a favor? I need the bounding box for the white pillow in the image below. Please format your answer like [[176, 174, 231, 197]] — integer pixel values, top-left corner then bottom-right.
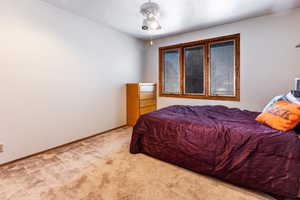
[[262, 95, 288, 112], [286, 92, 300, 104]]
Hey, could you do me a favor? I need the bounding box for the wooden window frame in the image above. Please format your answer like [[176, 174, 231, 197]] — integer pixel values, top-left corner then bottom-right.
[[159, 33, 240, 101]]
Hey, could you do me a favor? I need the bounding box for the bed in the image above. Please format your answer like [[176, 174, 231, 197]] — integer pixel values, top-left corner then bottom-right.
[[130, 105, 300, 198]]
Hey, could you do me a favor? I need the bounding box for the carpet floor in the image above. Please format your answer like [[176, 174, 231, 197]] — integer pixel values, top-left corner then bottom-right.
[[0, 127, 276, 200]]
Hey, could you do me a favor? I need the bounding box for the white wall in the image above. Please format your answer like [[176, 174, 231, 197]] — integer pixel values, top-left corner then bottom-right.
[[0, 1, 145, 164], [144, 8, 300, 112]]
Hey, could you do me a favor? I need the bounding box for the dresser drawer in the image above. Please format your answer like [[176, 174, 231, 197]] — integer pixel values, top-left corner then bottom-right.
[[140, 99, 156, 108], [140, 106, 156, 115], [140, 92, 155, 100], [140, 85, 155, 92]]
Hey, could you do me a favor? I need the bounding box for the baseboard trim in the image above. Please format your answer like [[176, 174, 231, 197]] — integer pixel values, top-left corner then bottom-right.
[[0, 125, 127, 167]]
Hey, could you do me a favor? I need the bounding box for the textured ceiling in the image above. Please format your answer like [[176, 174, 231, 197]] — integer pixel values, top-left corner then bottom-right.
[[41, 0, 300, 39]]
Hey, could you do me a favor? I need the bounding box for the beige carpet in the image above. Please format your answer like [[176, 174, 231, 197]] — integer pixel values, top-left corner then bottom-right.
[[0, 127, 275, 200]]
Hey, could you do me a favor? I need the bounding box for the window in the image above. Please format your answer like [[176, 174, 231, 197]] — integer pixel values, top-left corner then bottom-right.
[[210, 41, 235, 96], [163, 49, 180, 94], [159, 34, 240, 101], [184, 45, 204, 95]]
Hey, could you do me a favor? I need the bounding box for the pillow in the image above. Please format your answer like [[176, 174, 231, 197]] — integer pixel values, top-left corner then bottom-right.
[[286, 92, 300, 104], [256, 100, 300, 131], [262, 95, 288, 112]]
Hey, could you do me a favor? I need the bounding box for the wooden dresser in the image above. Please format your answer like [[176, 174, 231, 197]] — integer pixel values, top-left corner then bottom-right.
[[127, 83, 157, 126]]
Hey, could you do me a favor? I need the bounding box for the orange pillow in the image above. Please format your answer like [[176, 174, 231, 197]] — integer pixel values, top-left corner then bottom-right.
[[256, 100, 300, 131]]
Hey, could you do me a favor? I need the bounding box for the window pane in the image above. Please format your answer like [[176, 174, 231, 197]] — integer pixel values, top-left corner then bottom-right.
[[210, 41, 235, 96], [184, 46, 204, 94], [163, 49, 180, 94]]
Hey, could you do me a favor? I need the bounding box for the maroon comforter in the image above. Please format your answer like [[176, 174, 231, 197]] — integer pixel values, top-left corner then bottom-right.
[[130, 105, 300, 198]]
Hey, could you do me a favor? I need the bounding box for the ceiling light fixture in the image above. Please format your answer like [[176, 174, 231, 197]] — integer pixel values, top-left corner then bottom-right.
[[140, 0, 161, 45]]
